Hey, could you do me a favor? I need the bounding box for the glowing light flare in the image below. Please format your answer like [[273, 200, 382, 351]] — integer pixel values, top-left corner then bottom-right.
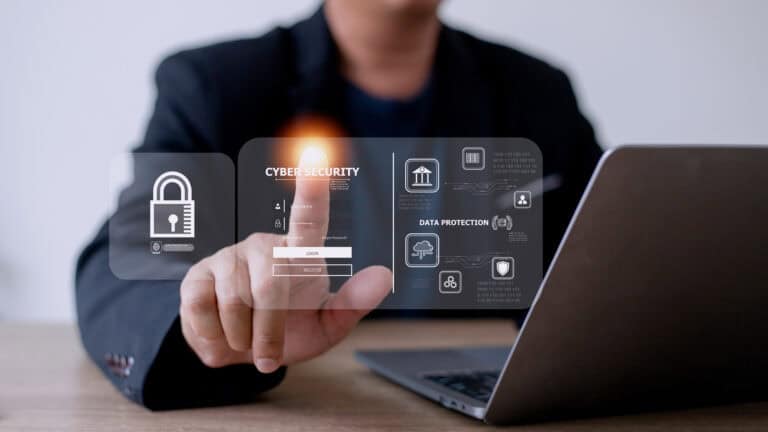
[[271, 115, 349, 170], [298, 144, 329, 168], [292, 135, 336, 170]]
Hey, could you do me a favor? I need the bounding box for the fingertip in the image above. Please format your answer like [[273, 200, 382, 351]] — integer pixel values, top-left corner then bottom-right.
[[299, 145, 329, 168], [255, 358, 281, 374]]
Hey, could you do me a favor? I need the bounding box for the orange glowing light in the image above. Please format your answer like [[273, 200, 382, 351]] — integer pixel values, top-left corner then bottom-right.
[[271, 115, 350, 169], [298, 145, 328, 168]]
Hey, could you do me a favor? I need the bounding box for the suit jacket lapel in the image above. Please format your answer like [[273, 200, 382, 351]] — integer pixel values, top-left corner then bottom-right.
[[287, 7, 344, 119]]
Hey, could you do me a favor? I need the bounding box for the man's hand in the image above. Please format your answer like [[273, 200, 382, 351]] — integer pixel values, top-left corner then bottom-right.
[[179, 150, 391, 373]]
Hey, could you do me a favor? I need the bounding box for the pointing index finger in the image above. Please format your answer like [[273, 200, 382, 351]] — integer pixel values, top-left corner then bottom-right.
[[288, 146, 330, 248]]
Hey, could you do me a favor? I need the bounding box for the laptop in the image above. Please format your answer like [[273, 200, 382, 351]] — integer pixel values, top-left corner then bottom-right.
[[356, 146, 768, 424]]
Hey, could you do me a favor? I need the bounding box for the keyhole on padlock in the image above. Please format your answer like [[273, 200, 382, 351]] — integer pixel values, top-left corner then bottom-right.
[[168, 214, 179, 232]]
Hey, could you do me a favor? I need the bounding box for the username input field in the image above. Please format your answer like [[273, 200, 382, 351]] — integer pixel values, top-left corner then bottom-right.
[[272, 246, 353, 259]]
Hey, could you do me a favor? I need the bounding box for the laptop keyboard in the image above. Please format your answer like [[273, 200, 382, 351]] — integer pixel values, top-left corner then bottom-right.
[[423, 370, 501, 403]]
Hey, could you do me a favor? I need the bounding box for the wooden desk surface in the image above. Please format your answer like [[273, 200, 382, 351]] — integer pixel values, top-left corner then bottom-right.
[[1, 321, 767, 431]]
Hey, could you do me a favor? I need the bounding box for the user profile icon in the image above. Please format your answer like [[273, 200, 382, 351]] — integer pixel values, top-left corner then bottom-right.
[[272, 200, 284, 212]]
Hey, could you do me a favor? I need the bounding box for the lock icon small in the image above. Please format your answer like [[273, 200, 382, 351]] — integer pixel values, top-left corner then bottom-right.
[[150, 171, 195, 238]]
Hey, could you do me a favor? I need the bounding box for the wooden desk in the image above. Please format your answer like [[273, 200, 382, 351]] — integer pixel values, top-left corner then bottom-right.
[[1, 321, 767, 431]]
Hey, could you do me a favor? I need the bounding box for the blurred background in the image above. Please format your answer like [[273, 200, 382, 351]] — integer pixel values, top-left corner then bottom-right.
[[1, 0, 766, 322]]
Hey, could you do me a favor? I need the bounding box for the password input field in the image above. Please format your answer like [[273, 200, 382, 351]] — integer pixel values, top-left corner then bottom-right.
[[272, 246, 352, 259]]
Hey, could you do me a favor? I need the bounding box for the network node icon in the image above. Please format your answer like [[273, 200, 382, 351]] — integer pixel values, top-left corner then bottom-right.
[[439, 270, 462, 294]]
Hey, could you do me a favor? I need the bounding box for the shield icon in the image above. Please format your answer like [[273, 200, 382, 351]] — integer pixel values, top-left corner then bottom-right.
[[495, 260, 510, 277]]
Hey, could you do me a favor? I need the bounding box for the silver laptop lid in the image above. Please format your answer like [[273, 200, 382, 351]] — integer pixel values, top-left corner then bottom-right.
[[486, 146, 768, 424]]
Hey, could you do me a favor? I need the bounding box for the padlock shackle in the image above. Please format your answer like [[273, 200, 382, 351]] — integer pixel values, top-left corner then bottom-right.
[[153, 171, 193, 201]]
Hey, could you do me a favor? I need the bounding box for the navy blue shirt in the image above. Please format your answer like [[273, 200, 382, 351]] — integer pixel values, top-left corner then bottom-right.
[[342, 79, 432, 137], [342, 79, 438, 310]]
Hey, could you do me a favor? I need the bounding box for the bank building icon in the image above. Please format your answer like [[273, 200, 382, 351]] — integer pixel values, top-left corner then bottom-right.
[[412, 165, 433, 186], [405, 158, 440, 193]]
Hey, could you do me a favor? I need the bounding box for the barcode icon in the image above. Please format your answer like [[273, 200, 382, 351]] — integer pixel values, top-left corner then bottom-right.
[[461, 147, 485, 170]]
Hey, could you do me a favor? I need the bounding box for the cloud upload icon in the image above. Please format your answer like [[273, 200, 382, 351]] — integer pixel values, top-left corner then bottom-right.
[[411, 240, 435, 260]]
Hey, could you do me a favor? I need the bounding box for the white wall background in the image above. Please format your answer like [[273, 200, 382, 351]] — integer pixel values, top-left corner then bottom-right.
[[1, 0, 766, 322]]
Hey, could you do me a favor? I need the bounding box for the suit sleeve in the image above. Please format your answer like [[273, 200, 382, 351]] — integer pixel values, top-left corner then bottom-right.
[[75, 53, 285, 410]]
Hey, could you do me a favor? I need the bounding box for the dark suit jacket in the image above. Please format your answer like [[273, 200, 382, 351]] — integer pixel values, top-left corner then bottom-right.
[[75, 7, 602, 410]]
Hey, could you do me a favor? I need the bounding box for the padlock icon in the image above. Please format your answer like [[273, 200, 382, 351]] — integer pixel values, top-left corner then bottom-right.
[[150, 171, 195, 238]]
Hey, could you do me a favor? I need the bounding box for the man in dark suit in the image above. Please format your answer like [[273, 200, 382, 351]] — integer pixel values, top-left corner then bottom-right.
[[76, 0, 602, 410]]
